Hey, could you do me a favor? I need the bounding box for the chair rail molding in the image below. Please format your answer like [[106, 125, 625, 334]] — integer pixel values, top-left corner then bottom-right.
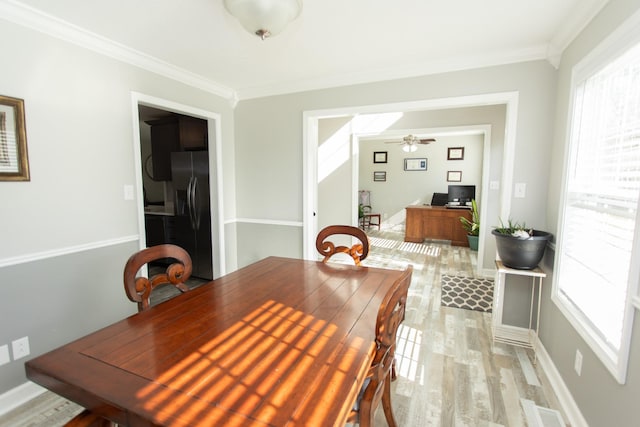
[[0, 235, 138, 268]]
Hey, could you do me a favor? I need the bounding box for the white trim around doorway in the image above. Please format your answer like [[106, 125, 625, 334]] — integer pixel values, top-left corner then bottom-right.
[[130, 92, 226, 277]]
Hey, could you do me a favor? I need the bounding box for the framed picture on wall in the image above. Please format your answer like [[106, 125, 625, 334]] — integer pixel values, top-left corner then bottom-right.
[[404, 158, 427, 171], [447, 147, 465, 160], [0, 95, 30, 181], [447, 171, 462, 182], [373, 151, 388, 163], [373, 171, 386, 182]]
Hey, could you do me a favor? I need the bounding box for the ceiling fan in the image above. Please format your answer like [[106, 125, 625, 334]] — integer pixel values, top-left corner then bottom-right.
[[385, 134, 436, 152]]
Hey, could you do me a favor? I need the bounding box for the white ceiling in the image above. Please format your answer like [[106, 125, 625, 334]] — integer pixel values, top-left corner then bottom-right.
[[5, 0, 609, 100]]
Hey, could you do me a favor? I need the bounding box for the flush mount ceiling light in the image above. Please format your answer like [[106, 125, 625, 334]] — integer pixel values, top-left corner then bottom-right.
[[224, 0, 302, 40]]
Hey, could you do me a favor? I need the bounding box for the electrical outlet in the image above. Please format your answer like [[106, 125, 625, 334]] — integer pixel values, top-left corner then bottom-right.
[[514, 182, 526, 198], [490, 180, 500, 190], [574, 349, 583, 376], [12, 336, 30, 360], [0, 345, 9, 366]]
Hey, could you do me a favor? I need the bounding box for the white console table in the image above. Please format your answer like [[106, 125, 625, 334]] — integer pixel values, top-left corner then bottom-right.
[[492, 260, 546, 355]]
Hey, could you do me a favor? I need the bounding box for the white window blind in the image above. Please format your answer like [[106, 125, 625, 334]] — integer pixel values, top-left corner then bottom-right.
[[557, 40, 640, 379]]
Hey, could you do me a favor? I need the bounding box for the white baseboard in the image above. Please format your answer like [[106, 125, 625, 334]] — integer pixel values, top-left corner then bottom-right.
[[534, 336, 589, 427], [0, 381, 46, 417]]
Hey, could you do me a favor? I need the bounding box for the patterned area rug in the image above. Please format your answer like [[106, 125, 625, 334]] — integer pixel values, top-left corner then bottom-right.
[[441, 275, 494, 312]]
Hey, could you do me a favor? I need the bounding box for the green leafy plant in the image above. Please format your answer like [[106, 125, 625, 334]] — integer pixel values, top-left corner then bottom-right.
[[459, 199, 479, 236], [493, 219, 533, 238]]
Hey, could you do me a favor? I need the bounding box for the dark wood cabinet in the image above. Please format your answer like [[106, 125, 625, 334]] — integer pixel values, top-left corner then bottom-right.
[[405, 206, 471, 246], [146, 116, 208, 181]]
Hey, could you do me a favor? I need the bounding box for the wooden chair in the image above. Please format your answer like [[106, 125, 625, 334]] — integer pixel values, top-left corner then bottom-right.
[[315, 225, 370, 265], [348, 264, 413, 427], [63, 245, 193, 425], [123, 244, 193, 312]]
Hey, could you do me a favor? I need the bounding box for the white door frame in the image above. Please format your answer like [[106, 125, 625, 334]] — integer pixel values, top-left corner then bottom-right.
[[303, 92, 519, 277], [130, 92, 226, 277]]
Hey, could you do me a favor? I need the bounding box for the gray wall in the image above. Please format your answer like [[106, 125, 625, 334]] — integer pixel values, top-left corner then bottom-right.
[[1, 243, 139, 390], [0, 19, 237, 393], [540, 0, 640, 425]]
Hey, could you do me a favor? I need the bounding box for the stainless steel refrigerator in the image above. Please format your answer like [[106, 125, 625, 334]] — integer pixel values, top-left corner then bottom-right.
[[171, 151, 213, 280]]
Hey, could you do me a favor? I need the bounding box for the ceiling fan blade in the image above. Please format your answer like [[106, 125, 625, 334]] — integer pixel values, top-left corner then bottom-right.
[[418, 138, 436, 144], [384, 141, 402, 144]]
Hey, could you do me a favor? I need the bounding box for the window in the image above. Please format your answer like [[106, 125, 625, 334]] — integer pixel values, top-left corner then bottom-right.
[[554, 32, 640, 383]]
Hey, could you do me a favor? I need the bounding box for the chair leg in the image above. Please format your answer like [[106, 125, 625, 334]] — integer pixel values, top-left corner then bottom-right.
[[358, 398, 373, 427], [381, 374, 398, 427]]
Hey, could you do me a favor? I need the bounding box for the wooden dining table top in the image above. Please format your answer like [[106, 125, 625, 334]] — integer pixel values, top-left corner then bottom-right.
[[25, 256, 409, 426]]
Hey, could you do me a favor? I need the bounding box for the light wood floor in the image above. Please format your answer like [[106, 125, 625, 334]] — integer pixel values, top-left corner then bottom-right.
[[0, 230, 566, 426]]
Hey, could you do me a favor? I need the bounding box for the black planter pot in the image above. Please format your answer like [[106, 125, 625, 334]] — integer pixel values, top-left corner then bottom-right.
[[492, 229, 552, 269]]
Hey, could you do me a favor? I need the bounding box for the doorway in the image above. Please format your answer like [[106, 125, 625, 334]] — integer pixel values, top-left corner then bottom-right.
[[130, 92, 226, 279], [303, 92, 519, 277]]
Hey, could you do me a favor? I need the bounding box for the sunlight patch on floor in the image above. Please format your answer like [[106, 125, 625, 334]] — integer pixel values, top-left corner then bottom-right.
[[368, 236, 400, 249], [369, 236, 441, 257], [395, 324, 423, 385]]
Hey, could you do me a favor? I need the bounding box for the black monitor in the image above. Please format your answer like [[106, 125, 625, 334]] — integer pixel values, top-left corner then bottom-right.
[[448, 185, 476, 204], [431, 192, 449, 206]]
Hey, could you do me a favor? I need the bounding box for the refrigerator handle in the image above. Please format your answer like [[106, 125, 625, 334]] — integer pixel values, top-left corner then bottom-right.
[[192, 176, 201, 230], [187, 177, 196, 230]]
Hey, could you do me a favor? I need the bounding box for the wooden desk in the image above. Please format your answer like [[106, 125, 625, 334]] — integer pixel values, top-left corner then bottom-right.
[[26, 257, 408, 426], [405, 205, 471, 246]]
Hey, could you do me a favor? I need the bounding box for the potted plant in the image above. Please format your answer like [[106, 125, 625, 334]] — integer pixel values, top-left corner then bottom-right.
[[491, 219, 552, 269], [459, 199, 479, 251]]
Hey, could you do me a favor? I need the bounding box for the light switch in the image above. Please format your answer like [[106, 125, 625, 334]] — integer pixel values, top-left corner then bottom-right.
[[490, 181, 500, 190], [11, 336, 30, 360], [515, 183, 526, 198], [124, 184, 135, 201]]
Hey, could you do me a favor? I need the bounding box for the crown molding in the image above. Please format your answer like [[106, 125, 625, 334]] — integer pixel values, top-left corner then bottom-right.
[[0, 0, 237, 104], [546, 0, 611, 68]]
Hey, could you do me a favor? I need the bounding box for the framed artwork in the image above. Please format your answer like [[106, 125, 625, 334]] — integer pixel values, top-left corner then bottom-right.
[[447, 171, 462, 182], [373, 171, 386, 182], [0, 95, 30, 181], [404, 158, 427, 171], [373, 151, 388, 163], [447, 147, 465, 160]]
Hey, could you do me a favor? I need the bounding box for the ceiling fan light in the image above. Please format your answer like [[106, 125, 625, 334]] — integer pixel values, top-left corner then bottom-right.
[[402, 144, 418, 152], [224, 0, 302, 39]]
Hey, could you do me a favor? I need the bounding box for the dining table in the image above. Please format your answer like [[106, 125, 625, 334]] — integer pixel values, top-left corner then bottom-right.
[[25, 256, 410, 426]]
